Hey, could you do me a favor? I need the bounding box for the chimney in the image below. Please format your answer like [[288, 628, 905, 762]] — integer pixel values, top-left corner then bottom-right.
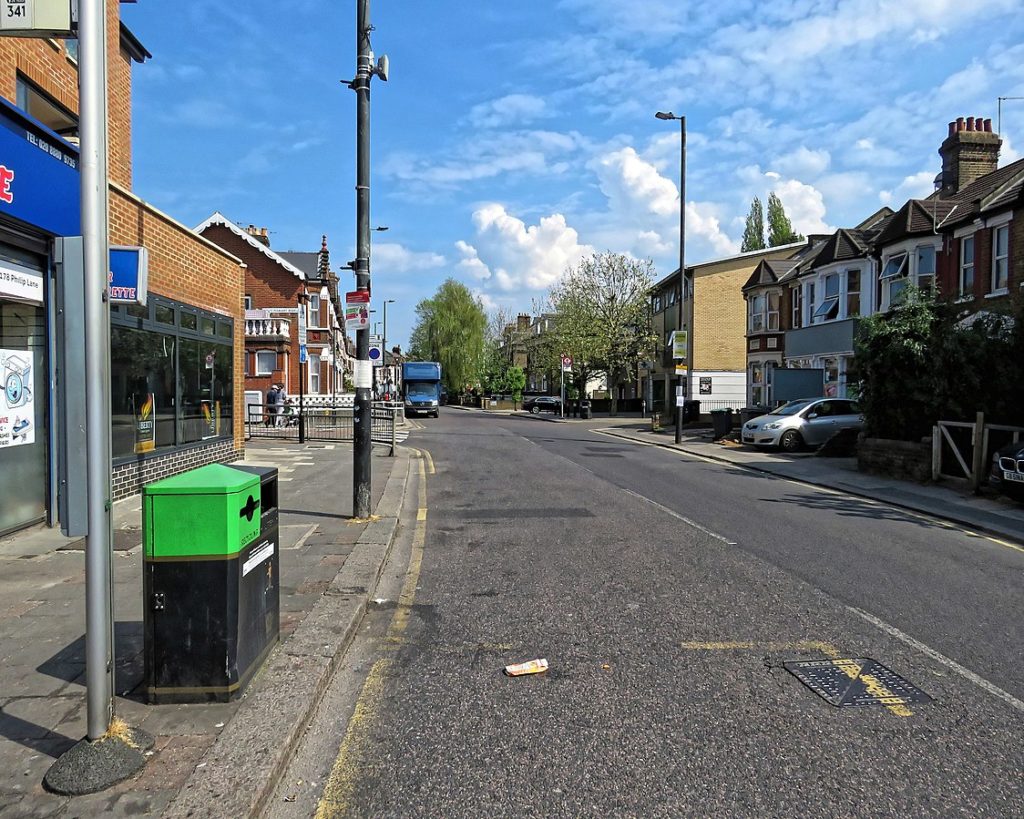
[[516, 313, 530, 332], [938, 116, 1001, 197]]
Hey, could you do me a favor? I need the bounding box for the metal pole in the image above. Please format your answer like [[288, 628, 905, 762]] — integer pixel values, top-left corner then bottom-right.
[[80, 0, 114, 741], [352, 0, 373, 517], [675, 116, 686, 444]]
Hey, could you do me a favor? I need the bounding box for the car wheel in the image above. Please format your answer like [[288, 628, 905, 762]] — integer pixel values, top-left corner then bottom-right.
[[779, 430, 802, 452], [531, 406, 540, 414]]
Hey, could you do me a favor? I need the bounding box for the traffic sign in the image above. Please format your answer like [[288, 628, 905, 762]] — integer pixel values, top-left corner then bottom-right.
[[368, 341, 384, 367], [561, 354, 573, 372], [299, 344, 308, 365]]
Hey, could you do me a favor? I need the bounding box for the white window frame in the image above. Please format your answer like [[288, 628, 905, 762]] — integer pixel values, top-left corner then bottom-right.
[[255, 350, 276, 376], [959, 235, 975, 298], [308, 353, 321, 393], [790, 284, 802, 329], [916, 245, 936, 293], [804, 281, 815, 325], [244, 294, 253, 311], [845, 268, 861, 318], [991, 224, 1009, 294], [308, 294, 321, 327], [766, 290, 780, 330], [749, 294, 765, 332], [812, 272, 841, 323]]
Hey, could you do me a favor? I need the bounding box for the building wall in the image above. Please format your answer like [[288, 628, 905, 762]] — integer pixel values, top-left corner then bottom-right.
[[201, 224, 307, 397], [693, 370, 746, 408], [0, 0, 134, 188]]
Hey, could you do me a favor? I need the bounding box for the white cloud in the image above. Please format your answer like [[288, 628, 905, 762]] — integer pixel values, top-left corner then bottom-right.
[[772, 146, 831, 179], [459, 204, 594, 293], [373, 243, 446, 273], [879, 170, 937, 205], [455, 240, 491, 281], [468, 94, 551, 128]]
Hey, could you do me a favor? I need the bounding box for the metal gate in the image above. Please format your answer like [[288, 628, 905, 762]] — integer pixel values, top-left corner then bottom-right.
[[245, 403, 402, 454]]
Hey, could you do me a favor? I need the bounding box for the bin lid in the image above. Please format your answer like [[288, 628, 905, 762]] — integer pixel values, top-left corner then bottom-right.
[[143, 463, 259, 496], [232, 464, 278, 482]]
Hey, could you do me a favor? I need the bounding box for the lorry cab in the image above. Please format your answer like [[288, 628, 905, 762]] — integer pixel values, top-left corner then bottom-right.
[[402, 361, 442, 418]]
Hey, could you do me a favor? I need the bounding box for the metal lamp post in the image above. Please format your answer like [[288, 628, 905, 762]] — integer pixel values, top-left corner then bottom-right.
[[656, 111, 687, 444], [383, 298, 395, 399], [350, 0, 388, 518]]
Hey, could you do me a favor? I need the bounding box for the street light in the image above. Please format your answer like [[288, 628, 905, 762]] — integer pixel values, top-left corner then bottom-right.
[[656, 111, 688, 444]]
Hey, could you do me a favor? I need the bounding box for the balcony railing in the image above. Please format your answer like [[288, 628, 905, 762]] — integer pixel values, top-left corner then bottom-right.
[[245, 316, 291, 338]]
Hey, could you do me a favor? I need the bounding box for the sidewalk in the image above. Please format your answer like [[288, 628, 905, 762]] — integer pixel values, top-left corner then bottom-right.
[[599, 423, 1024, 544], [0, 441, 412, 817]]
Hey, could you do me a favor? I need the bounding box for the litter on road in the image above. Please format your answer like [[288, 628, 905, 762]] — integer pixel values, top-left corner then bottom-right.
[[504, 658, 549, 676]]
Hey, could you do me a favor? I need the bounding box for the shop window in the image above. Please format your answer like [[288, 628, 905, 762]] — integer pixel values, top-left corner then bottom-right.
[[110, 327, 177, 458], [110, 297, 234, 460], [200, 316, 216, 335], [155, 305, 175, 325], [217, 321, 232, 339], [992, 225, 1009, 293]]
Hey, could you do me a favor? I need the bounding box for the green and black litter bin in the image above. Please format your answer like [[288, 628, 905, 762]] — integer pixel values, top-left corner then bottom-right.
[[143, 463, 280, 704], [580, 400, 592, 420]]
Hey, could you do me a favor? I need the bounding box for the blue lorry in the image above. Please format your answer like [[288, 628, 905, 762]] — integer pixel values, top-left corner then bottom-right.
[[402, 361, 442, 418]]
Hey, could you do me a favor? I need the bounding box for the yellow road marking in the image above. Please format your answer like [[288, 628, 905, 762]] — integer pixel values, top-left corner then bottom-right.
[[316, 456, 429, 817], [421, 448, 435, 474], [681, 639, 912, 717]]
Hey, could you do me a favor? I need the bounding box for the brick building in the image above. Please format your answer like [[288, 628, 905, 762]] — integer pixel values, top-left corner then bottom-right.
[[196, 214, 351, 413], [0, 2, 246, 537]]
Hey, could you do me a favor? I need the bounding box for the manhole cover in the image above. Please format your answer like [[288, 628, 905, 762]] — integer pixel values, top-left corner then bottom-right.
[[784, 658, 932, 708]]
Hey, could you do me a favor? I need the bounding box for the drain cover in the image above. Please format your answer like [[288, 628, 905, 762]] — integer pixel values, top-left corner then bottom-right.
[[784, 658, 932, 708]]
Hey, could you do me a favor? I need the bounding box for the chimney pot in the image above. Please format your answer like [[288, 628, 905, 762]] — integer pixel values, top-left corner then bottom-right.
[[966, 116, 975, 131], [956, 117, 966, 131], [984, 118, 993, 133], [948, 121, 956, 137]]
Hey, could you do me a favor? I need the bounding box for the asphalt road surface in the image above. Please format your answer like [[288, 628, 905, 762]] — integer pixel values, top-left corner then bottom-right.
[[275, 409, 1024, 818]]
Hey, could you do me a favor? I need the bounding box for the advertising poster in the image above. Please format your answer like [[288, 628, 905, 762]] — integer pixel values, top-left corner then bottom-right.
[[345, 290, 370, 330], [134, 393, 156, 454], [671, 330, 688, 360], [0, 348, 34, 448]]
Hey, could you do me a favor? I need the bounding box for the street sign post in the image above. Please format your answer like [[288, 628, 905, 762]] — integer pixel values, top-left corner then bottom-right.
[[0, 0, 73, 36]]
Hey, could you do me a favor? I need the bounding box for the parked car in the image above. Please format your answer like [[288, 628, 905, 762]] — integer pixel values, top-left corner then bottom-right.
[[741, 398, 864, 452], [990, 441, 1024, 502], [523, 395, 562, 415]]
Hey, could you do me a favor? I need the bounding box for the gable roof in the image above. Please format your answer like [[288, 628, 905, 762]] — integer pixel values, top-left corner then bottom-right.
[[938, 158, 1024, 228], [872, 199, 956, 247], [742, 257, 801, 292], [194, 212, 307, 281]]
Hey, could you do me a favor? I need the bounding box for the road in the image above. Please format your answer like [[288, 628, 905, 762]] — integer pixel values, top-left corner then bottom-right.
[[272, 409, 1024, 818]]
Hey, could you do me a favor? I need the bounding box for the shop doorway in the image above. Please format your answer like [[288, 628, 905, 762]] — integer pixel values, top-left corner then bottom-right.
[[0, 259, 48, 535]]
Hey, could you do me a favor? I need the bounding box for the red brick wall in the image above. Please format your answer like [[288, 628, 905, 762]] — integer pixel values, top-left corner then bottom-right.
[[200, 223, 306, 396], [111, 187, 246, 452], [0, 1, 134, 188], [938, 215, 1019, 304]]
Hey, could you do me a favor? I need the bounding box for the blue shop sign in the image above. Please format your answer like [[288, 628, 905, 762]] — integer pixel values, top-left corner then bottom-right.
[[0, 96, 80, 236], [109, 246, 148, 306]]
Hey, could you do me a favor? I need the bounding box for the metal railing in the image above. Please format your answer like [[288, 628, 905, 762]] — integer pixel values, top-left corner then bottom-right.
[[246, 403, 401, 455]]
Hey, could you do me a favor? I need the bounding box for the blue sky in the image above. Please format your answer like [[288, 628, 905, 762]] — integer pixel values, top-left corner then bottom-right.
[[123, 0, 1024, 348]]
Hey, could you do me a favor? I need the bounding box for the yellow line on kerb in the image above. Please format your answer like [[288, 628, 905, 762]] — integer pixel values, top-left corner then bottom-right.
[[681, 639, 913, 717], [316, 454, 429, 818]]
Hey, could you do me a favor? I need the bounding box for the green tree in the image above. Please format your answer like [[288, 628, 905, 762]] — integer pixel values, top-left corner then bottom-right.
[[741, 197, 765, 252], [766, 192, 802, 246], [407, 279, 488, 395], [550, 252, 657, 415], [855, 289, 1024, 440]]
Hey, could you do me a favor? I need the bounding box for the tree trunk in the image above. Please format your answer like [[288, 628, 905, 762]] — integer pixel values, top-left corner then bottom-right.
[[609, 375, 618, 416]]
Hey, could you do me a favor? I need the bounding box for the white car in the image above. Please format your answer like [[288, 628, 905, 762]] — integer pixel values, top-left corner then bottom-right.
[[741, 398, 864, 452]]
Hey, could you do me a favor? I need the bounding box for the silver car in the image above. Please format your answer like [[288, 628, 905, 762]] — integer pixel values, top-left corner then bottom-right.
[[741, 398, 864, 452]]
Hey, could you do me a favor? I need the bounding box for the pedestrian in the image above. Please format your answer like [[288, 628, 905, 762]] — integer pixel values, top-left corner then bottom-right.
[[265, 383, 279, 427], [274, 384, 286, 427]]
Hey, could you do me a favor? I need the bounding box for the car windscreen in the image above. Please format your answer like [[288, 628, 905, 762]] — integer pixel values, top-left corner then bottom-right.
[[774, 400, 813, 416], [406, 383, 436, 398]]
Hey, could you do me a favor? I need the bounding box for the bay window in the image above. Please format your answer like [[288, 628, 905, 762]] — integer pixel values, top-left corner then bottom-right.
[[813, 273, 840, 322], [846, 269, 861, 317], [916, 245, 935, 292]]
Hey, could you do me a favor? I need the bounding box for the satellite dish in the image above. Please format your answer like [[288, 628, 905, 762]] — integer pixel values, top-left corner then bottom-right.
[[376, 54, 389, 82]]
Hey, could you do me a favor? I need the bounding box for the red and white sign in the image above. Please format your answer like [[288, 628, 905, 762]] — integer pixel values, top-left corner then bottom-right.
[[561, 354, 573, 372], [345, 290, 371, 330]]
